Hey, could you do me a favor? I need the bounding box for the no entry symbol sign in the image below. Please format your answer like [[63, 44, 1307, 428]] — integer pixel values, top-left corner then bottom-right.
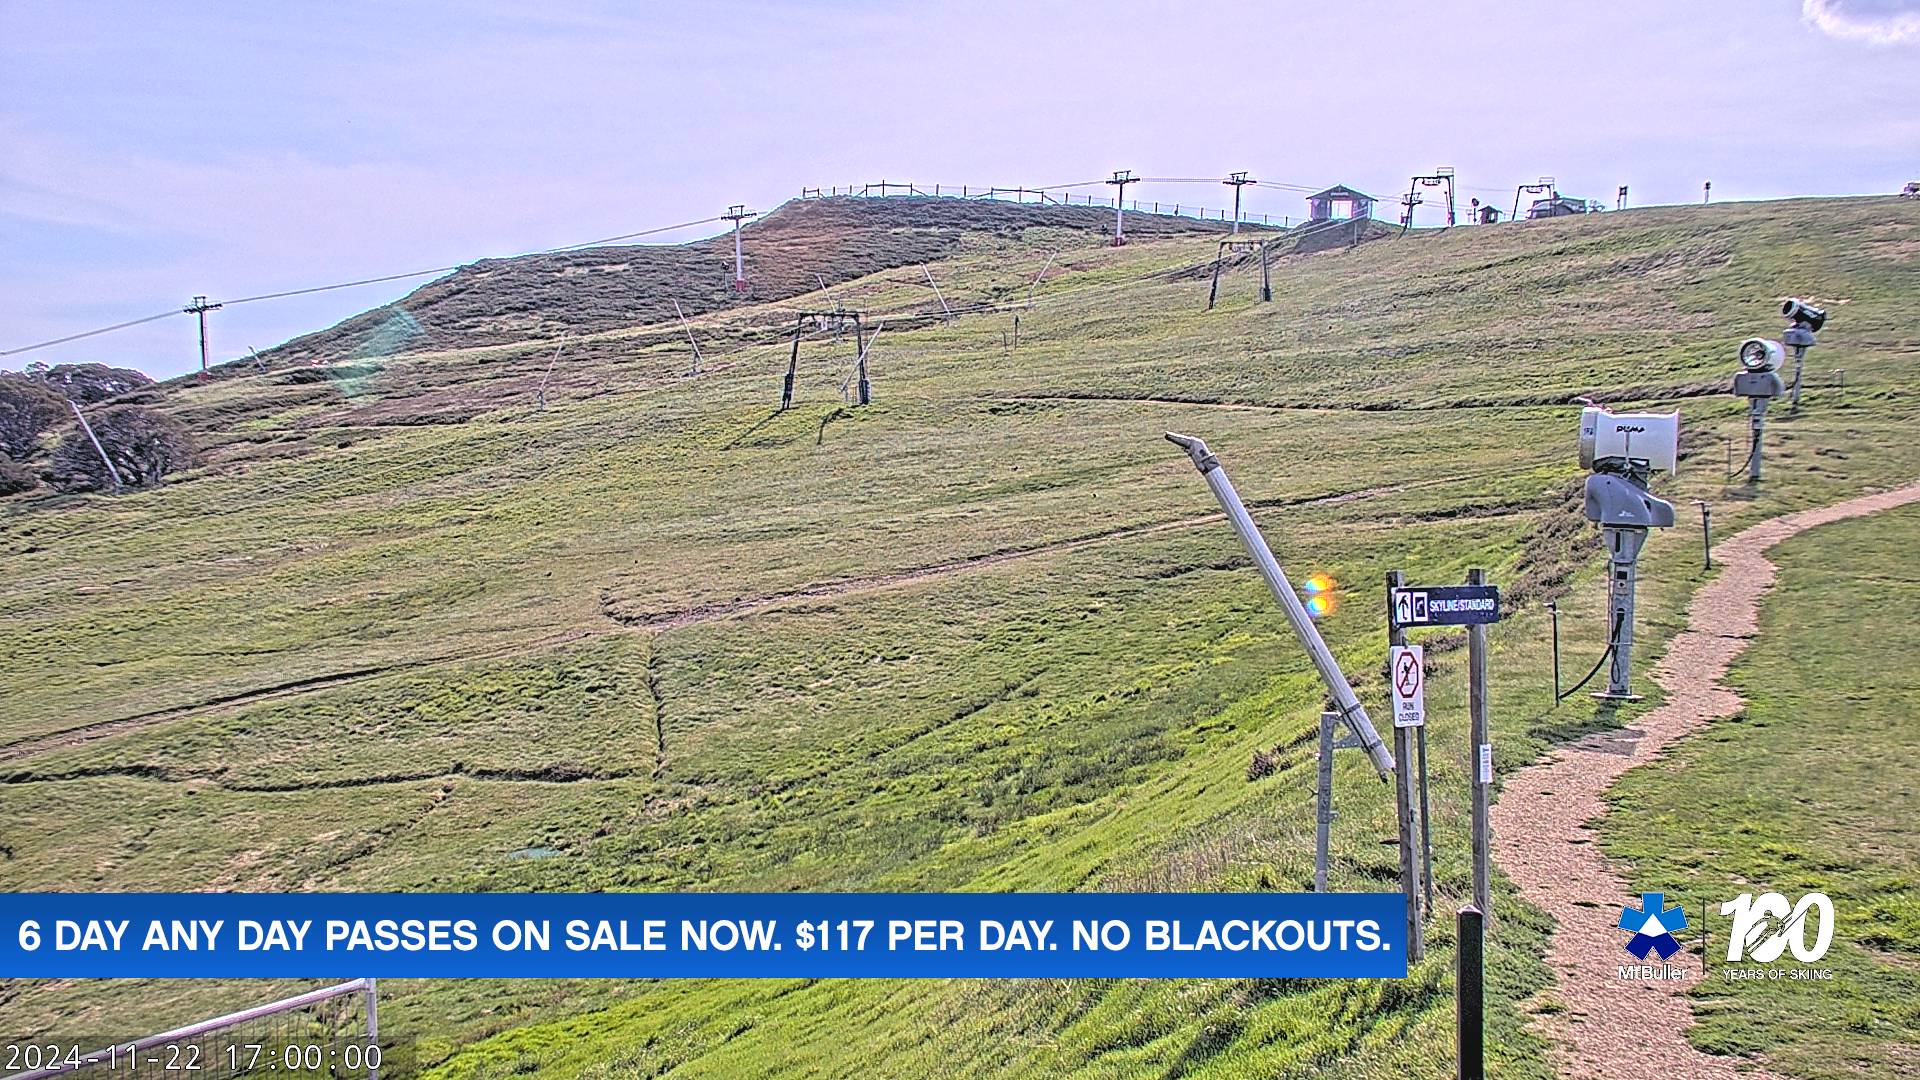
[[1391, 645, 1425, 728]]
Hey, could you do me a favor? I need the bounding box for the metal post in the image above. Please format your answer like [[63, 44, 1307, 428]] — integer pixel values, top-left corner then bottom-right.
[[1387, 570, 1424, 962], [1467, 567, 1491, 921], [671, 298, 703, 375], [1547, 600, 1561, 702], [364, 978, 379, 1080], [781, 324, 801, 410], [1789, 346, 1806, 413], [1026, 251, 1057, 305], [1599, 527, 1647, 700], [1457, 906, 1484, 1080], [855, 322, 877, 406], [923, 265, 953, 322], [1166, 432, 1395, 779], [1259, 243, 1272, 302], [1207, 252, 1225, 311], [1698, 502, 1713, 570], [1417, 724, 1433, 912], [1748, 397, 1769, 483], [1316, 710, 1336, 892], [67, 399, 123, 492]]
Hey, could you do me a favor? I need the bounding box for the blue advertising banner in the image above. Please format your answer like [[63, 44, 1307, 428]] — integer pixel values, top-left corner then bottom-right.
[[0, 893, 1406, 979]]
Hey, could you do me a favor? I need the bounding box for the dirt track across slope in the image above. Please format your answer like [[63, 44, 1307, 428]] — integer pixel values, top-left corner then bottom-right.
[[1492, 480, 1920, 1080]]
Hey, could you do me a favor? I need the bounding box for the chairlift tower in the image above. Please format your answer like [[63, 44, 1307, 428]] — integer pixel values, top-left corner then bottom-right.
[[1223, 171, 1256, 234], [722, 204, 757, 292], [1511, 177, 1555, 222], [184, 295, 223, 373], [1107, 170, 1139, 245], [1404, 168, 1456, 230]]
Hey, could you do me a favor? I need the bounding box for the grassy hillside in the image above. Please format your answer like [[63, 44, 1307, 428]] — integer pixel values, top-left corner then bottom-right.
[[1, 194, 1916, 1077], [1604, 504, 1920, 1078], [263, 196, 1253, 364]]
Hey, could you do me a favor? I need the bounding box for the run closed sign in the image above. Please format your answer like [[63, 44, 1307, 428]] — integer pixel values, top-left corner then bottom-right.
[[1388, 584, 1501, 629]]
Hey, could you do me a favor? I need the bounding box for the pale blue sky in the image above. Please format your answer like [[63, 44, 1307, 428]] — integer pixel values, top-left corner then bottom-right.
[[3, 0, 1916, 379]]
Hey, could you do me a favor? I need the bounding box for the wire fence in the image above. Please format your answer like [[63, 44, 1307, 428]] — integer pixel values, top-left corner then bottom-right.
[[798, 182, 1301, 228]]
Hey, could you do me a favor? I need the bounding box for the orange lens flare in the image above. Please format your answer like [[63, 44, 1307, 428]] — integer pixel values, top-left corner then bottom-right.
[[1301, 573, 1339, 618]]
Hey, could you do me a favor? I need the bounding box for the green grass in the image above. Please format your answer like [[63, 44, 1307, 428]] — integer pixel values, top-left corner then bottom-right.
[[1, 194, 1917, 1076], [1603, 504, 1920, 1079]]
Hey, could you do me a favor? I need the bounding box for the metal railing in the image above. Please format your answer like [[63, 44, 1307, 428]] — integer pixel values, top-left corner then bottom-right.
[[9, 979, 379, 1080]]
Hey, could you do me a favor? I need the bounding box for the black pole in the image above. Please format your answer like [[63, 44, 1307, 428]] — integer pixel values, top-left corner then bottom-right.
[[1548, 600, 1561, 704], [1457, 905, 1484, 1080]]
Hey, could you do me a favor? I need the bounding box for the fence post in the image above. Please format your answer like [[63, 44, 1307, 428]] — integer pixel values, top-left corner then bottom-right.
[[365, 979, 380, 1080], [1457, 906, 1483, 1080]]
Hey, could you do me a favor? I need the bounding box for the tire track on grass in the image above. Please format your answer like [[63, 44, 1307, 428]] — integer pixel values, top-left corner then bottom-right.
[[1492, 479, 1920, 1080], [601, 464, 1528, 632], [0, 628, 600, 766]]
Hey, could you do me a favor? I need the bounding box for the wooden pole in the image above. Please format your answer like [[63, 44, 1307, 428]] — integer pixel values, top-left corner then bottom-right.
[[1387, 570, 1424, 961], [1316, 710, 1335, 892], [1467, 567, 1492, 922]]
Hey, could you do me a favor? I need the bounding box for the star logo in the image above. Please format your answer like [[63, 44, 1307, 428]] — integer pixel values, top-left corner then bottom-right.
[[1619, 891, 1687, 960]]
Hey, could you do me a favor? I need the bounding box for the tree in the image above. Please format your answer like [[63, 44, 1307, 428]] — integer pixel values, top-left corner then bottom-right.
[[48, 405, 195, 492], [0, 375, 67, 458], [30, 363, 153, 405]]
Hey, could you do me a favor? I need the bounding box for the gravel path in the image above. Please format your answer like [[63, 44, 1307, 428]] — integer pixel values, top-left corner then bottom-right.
[[1491, 480, 1920, 1079]]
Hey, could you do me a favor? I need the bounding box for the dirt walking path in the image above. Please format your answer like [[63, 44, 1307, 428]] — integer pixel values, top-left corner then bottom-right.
[[1492, 480, 1920, 1080]]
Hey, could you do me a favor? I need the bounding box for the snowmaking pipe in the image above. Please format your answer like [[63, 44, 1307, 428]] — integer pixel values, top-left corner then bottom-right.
[[1165, 432, 1395, 781]]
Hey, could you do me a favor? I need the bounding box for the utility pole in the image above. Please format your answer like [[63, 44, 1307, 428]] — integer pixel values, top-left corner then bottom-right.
[[68, 399, 123, 492], [1106, 170, 1139, 245], [184, 296, 223, 374], [1223, 172, 1255, 234], [722, 205, 756, 292]]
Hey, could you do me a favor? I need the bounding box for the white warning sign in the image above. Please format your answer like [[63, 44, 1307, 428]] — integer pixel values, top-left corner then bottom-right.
[[1391, 644, 1425, 729]]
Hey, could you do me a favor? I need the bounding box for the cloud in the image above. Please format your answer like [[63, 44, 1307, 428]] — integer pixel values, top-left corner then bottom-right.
[[1803, 0, 1920, 44]]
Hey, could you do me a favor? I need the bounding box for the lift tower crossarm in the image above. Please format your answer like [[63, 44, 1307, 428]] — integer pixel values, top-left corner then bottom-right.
[[1165, 432, 1395, 781]]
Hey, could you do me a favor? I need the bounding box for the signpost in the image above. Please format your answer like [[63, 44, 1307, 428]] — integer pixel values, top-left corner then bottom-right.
[[1385, 572, 1424, 962], [1389, 572, 1502, 928]]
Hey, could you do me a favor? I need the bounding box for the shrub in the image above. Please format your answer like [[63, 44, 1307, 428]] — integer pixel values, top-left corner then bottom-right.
[[47, 405, 195, 492], [0, 458, 37, 495], [29, 362, 153, 405], [0, 376, 66, 458]]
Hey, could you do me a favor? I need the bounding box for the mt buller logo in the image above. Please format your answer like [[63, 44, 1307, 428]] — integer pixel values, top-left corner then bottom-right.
[[1618, 892, 1687, 960]]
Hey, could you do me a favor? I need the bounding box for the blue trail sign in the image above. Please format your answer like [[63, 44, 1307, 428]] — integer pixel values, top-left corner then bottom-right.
[[1389, 584, 1501, 628]]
